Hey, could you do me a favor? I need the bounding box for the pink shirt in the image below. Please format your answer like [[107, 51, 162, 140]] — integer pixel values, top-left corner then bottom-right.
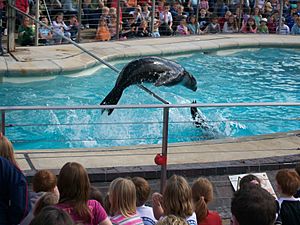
[[57, 200, 108, 225], [110, 213, 144, 225]]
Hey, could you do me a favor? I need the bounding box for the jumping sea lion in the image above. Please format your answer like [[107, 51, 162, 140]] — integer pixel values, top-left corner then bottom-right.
[[100, 56, 197, 115]]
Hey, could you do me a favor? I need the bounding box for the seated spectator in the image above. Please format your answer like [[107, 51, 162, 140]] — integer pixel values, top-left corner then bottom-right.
[[56, 162, 111, 225], [152, 175, 197, 225], [95, 17, 111, 41], [187, 15, 200, 35], [21, 169, 59, 225], [52, 13, 71, 44], [219, 10, 232, 31], [141, 3, 150, 21], [276, 17, 290, 34], [240, 16, 257, 33], [0, 132, 19, 167], [294, 163, 300, 197], [66, 15, 79, 41], [222, 14, 238, 33], [38, 16, 53, 45], [18, 16, 34, 46], [176, 18, 190, 35], [122, 15, 137, 38], [267, 14, 277, 33], [275, 169, 300, 225], [204, 15, 221, 34], [29, 206, 75, 225], [159, 3, 173, 36], [198, 8, 209, 32], [172, 5, 187, 33], [0, 156, 31, 225], [151, 18, 161, 37], [231, 185, 276, 225], [109, 177, 144, 224], [257, 17, 269, 33], [89, 186, 104, 206], [239, 174, 261, 189], [291, 16, 300, 35], [136, 19, 151, 37], [156, 215, 188, 225], [252, 6, 262, 26], [131, 177, 157, 225], [192, 177, 222, 225], [33, 192, 59, 216]]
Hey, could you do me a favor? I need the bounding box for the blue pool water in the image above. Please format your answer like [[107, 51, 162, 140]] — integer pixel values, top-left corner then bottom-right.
[[1, 48, 300, 150]]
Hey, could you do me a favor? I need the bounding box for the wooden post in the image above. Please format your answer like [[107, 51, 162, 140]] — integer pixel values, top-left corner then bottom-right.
[[7, 0, 16, 52]]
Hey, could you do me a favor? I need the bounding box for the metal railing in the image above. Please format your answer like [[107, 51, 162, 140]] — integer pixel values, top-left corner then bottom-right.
[[1, 102, 300, 191]]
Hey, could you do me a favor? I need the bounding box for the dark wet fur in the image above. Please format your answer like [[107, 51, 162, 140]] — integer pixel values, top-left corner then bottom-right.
[[191, 100, 210, 130], [100, 87, 123, 115]]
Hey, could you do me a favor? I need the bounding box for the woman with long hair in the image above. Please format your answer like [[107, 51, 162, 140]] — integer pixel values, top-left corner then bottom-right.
[[56, 162, 111, 225], [0, 132, 18, 167]]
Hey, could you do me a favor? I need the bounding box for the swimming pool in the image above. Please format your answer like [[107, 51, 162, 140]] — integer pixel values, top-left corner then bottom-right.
[[1, 48, 300, 150]]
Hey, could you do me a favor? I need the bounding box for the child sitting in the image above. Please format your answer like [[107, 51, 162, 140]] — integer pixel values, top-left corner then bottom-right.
[[132, 177, 157, 225], [18, 17, 34, 46], [204, 15, 221, 34], [38, 16, 53, 45], [257, 18, 269, 33], [52, 13, 71, 44], [176, 18, 190, 35], [275, 169, 300, 225], [95, 17, 111, 41], [136, 20, 151, 37]]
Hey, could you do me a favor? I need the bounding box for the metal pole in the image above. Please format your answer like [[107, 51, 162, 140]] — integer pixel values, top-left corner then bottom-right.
[[1, 111, 5, 135], [77, 0, 82, 42], [195, 0, 200, 34], [150, 0, 155, 33], [116, 0, 120, 41], [7, 0, 16, 52], [160, 107, 169, 193], [278, 0, 283, 34], [35, 0, 40, 46], [238, 0, 243, 30]]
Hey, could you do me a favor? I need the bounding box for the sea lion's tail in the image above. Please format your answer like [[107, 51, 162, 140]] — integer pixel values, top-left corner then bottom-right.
[[100, 87, 124, 115]]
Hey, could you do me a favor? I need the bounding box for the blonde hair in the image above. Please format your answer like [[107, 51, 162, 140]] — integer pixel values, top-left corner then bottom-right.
[[109, 177, 137, 217], [191, 177, 213, 222], [163, 175, 193, 218], [156, 215, 188, 225], [0, 133, 18, 167]]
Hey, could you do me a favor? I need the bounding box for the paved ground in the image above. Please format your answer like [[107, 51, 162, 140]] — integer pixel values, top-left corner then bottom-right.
[[1, 34, 300, 221]]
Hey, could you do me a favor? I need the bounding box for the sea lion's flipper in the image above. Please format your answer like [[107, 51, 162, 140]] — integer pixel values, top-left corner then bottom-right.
[[100, 87, 124, 115]]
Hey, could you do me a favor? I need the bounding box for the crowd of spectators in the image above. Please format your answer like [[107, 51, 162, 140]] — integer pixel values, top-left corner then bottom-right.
[[1, 132, 300, 225], [1, 0, 300, 49]]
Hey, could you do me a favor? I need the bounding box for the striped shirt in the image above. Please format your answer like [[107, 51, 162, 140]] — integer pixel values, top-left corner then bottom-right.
[[110, 213, 144, 225]]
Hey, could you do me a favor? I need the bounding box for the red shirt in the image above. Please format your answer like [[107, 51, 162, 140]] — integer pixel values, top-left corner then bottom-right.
[[15, 0, 28, 13], [199, 210, 223, 225]]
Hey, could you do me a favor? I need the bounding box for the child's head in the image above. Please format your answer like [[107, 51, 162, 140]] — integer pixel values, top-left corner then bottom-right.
[[89, 186, 104, 206], [32, 170, 58, 194], [69, 15, 78, 24], [200, 8, 207, 16], [57, 162, 91, 222], [0, 133, 18, 167], [140, 20, 148, 28], [163, 175, 193, 218], [247, 17, 255, 25], [164, 3, 170, 12], [131, 177, 151, 207], [210, 14, 218, 23], [30, 206, 75, 225], [228, 15, 236, 24], [180, 18, 187, 26], [225, 10, 232, 19], [102, 6, 109, 15], [109, 7, 117, 16], [156, 215, 188, 225], [189, 15, 196, 23], [22, 16, 32, 27], [276, 169, 300, 196], [254, 6, 260, 15], [191, 177, 213, 222], [40, 16, 49, 25], [55, 13, 64, 22], [260, 18, 268, 26], [239, 174, 261, 189], [99, 17, 107, 26], [33, 192, 59, 216], [109, 177, 137, 217]]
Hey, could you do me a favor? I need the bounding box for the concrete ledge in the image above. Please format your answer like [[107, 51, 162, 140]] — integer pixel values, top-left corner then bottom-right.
[[1, 34, 300, 78]]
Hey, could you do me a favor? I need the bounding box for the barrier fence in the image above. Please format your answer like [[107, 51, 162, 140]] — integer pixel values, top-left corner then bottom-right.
[[2, 0, 296, 50]]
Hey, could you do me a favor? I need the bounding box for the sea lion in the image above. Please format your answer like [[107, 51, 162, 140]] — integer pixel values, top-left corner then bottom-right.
[[100, 56, 197, 115]]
